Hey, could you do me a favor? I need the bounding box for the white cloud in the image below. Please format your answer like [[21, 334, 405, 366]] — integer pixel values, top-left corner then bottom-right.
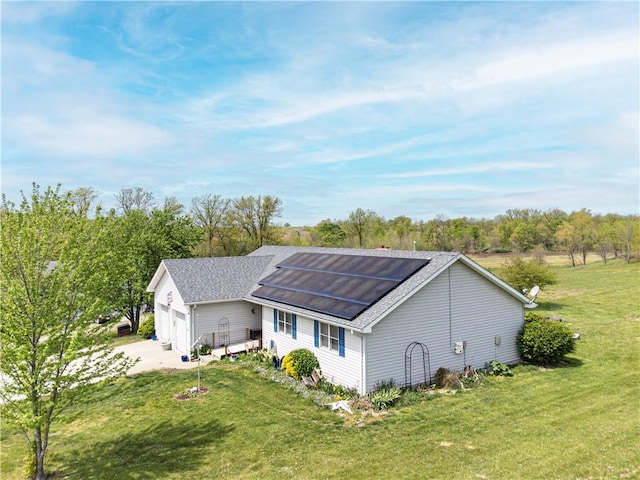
[[0, 2, 78, 24], [380, 161, 556, 179], [5, 112, 173, 158], [460, 31, 638, 90]]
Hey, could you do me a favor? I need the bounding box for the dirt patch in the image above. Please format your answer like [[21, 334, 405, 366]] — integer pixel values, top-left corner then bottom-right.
[[175, 386, 209, 400]]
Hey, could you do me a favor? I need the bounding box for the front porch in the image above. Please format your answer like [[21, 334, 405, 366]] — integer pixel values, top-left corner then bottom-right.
[[210, 339, 261, 360]]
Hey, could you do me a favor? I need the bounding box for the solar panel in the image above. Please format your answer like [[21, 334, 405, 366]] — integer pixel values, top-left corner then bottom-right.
[[252, 253, 429, 320]]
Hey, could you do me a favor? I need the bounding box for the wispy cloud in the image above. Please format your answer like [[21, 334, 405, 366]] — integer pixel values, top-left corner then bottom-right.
[[1, 1, 637, 224], [380, 162, 556, 179]]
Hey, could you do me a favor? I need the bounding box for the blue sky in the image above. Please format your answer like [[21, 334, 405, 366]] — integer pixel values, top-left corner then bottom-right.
[[2, 1, 638, 225]]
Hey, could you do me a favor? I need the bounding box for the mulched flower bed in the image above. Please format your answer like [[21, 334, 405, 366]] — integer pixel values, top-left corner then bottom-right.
[[174, 386, 209, 400]]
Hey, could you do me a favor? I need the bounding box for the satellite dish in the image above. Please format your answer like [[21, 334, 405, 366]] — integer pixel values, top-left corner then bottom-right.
[[529, 285, 540, 301]]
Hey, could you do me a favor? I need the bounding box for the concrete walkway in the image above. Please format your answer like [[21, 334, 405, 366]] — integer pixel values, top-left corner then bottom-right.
[[114, 340, 217, 375], [114, 339, 261, 375]]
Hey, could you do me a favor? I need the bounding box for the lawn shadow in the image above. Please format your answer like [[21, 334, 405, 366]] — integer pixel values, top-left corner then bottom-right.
[[534, 301, 564, 312], [560, 356, 584, 368], [58, 418, 234, 479]]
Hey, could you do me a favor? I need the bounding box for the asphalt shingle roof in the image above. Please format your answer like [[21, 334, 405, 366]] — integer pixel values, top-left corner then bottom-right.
[[153, 246, 525, 333], [161, 256, 273, 305], [246, 246, 460, 331]]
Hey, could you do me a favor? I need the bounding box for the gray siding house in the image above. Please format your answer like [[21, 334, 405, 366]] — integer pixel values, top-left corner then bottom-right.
[[147, 246, 534, 394]]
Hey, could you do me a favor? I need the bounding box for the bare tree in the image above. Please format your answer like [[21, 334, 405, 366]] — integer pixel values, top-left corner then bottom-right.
[[163, 196, 185, 217], [68, 186, 98, 216], [231, 195, 283, 250], [191, 194, 232, 256], [114, 187, 155, 214]]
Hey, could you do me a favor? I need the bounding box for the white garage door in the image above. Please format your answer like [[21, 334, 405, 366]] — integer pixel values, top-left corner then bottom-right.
[[175, 311, 187, 354], [159, 305, 170, 341]]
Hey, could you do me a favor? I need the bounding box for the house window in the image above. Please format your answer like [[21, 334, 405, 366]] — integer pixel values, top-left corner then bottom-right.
[[320, 323, 339, 351], [279, 310, 292, 335], [314, 320, 345, 357], [273, 309, 297, 339]]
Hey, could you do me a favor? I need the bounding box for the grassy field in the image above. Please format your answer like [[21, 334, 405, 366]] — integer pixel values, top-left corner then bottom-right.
[[1, 260, 638, 479]]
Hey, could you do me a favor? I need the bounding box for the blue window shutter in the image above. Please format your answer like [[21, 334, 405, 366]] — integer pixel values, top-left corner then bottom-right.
[[292, 314, 297, 339], [314, 321, 319, 348], [273, 309, 278, 332], [338, 327, 345, 357]]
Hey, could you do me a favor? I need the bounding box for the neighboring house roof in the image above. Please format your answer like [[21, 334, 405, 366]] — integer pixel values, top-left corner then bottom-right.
[[147, 256, 274, 305]]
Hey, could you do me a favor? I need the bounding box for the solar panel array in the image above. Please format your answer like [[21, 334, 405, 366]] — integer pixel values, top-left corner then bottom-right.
[[252, 252, 430, 320]]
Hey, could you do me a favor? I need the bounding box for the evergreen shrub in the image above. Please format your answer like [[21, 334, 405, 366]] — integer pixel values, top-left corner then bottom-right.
[[137, 315, 155, 339], [518, 319, 575, 365]]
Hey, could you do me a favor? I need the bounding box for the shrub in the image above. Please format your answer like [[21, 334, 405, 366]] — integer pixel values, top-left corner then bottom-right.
[[281, 354, 297, 378], [518, 319, 576, 365], [283, 349, 320, 380], [500, 256, 557, 293], [434, 367, 450, 387], [137, 315, 155, 339], [434, 367, 464, 389], [488, 360, 513, 377], [524, 312, 546, 323]]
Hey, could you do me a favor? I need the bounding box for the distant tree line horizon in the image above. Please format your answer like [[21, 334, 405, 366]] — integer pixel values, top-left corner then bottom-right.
[[7, 183, 640, 266]]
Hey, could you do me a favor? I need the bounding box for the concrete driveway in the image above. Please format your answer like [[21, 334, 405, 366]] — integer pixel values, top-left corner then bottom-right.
[[114, 340, 216, 375]]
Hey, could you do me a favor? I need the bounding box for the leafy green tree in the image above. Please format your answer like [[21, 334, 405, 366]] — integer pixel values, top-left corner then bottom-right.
[[616, 217, 640, 264], [107, 201, 200, 333], [555, 221, 579, 266], [312, 220, 347, 247], [593, 214, 619, 264], [539, 208, 568, 250], [344, 208, 385, 248], [499, 256, 558, 293], [570, 209, 595, 265], [423, 215, 451, 251], [0, 185, 135, 480], [390, 215, 412, 241]]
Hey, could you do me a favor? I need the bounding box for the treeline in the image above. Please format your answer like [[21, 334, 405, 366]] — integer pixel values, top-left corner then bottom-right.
[[4, 185, 638, 327], [23, 185, 640, 265], [305, 207, 640, 266]]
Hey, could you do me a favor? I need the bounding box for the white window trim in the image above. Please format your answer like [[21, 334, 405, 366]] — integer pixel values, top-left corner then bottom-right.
[[320, 322, 340, 353], [278, 310, 293, 336]]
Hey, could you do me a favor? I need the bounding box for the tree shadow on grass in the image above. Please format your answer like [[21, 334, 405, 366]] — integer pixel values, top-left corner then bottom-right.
[[57, 418, 234, 479]]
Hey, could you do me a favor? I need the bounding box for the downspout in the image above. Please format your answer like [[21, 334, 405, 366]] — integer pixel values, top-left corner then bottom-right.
[[448, 268, 453, 349], [361, 334, 366, 395]]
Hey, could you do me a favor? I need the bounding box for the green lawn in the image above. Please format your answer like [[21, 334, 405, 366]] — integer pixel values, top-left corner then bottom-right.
[[2, 260, 639, 479]]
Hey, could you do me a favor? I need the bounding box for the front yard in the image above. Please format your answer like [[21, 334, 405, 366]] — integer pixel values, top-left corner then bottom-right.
[[1, 260, 638, 479]]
